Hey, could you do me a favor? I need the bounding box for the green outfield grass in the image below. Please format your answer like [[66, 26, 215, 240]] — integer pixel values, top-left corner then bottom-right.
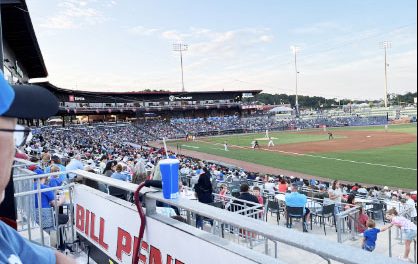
[[171, 124, 417, 189]]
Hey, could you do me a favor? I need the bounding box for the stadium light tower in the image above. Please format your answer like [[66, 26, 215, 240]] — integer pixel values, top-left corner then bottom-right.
[[173, 43, 188, 92], [380, 41, 391, 108], [291, 45, 300, 117]]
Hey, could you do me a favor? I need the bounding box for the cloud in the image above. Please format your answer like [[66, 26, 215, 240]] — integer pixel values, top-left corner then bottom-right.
[[128, 26, 160, 36], [161, 27, 274, 59], [40, 0, 105, 29]]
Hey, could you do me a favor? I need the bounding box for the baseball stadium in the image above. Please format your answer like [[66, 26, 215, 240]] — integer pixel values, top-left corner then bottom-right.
[[0, 1, 417, 264]]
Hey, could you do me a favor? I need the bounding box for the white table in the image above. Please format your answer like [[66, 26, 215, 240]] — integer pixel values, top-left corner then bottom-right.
[[275, 194, 285, 201], [179, 189, 197, 200]]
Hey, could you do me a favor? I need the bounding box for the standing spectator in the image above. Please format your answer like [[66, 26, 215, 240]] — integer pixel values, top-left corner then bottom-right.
[[404, 193, 417, 223], [385, 208, 417, 261], [194, 167, 214, 229], [328, 180, 343, 214]]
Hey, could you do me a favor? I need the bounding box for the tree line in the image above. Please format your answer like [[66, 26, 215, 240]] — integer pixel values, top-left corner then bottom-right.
[[251, 92, 417, 109]]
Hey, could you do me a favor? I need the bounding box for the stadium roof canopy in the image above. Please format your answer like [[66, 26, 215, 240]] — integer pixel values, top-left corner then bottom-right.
[[1, 0, 48, 78], [36, 82, 262, 103]]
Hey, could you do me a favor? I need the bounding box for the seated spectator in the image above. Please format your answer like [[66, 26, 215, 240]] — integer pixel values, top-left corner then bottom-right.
[[362, 219, 380, 252], [47, 166, 62, 187], [34, 176, 69, 250], [252, 186, 264, 206], [103, 160, 117, 176], [65, 154, 84, 180], [285, 183, 310, 232], [278, 178, 288, 193], [314, 185, 329, 203], [356, 207, 369, 234], [45, 156, 67, 183], [111, 164, 130, 181], [98, 155, 108, 173], [264, 178, 276, 194]]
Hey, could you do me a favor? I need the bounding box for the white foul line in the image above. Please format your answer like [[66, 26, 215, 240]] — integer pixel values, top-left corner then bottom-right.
[[195, 140, 417, 172]]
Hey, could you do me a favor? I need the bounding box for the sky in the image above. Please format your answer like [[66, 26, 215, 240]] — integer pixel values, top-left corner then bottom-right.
[[26, 0, 417, 100]]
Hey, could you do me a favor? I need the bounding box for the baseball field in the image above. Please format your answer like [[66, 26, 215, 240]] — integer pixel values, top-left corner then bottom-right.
[[169, 124, 417, 190]]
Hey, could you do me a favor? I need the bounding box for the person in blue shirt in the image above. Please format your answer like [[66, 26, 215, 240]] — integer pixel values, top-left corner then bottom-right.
[[0, 78, 74, 263], [65, 154, 84, 180], [362, 219, 380, 252], [111, 164, 131, 181], [34, 177, 68, 225], [45, 156, 67, 183], [285, 183, 311, 232], [47, 165, 63, 187]]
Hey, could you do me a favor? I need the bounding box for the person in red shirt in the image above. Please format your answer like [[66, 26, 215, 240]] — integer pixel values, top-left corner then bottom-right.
[[356, 207, 369, 233], [278, 178, 288, 193], [252, 186, 264, 206]]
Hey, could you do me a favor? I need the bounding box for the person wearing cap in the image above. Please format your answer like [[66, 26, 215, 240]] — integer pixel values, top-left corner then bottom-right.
[[0, 76, 74, 263], [285, 183, 310, 232]]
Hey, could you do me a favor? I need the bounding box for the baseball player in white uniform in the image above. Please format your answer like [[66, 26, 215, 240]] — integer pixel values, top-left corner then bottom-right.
[[268, 137, 275, 147]]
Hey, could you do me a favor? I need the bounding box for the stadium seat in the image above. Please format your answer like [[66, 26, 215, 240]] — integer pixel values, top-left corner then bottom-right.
[[266, 200, 281, 224], [310, 203, 336, 235], [286, 206, 307, 232]]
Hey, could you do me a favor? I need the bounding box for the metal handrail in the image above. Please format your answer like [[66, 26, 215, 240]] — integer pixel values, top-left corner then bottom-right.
[[12, 158, 406, 264], [74, 169, 405, 264]]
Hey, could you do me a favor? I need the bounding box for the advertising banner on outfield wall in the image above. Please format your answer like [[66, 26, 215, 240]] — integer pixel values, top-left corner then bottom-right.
[[74, 185, 261, 264]]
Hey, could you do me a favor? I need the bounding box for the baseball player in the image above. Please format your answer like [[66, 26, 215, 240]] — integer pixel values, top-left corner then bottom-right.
[[268, 137, 275, 147], [224, 141, 229, 151], [254, 140, 260, 149], [328, 131, 334, 140]]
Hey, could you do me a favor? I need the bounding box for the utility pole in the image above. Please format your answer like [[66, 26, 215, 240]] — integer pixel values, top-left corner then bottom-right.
[[173, 43, 188, 92]]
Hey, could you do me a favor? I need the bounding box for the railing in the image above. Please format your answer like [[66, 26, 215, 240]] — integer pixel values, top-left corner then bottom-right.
[[335, 206, 360, 243], [60, 103, 242, 112], [74, 169, 405, 264], [12, 158, 407, 263], [12, 165, 77, 249]]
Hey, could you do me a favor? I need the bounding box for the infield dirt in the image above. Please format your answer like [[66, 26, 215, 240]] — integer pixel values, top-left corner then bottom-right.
[[266, 130, 416, 154]]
